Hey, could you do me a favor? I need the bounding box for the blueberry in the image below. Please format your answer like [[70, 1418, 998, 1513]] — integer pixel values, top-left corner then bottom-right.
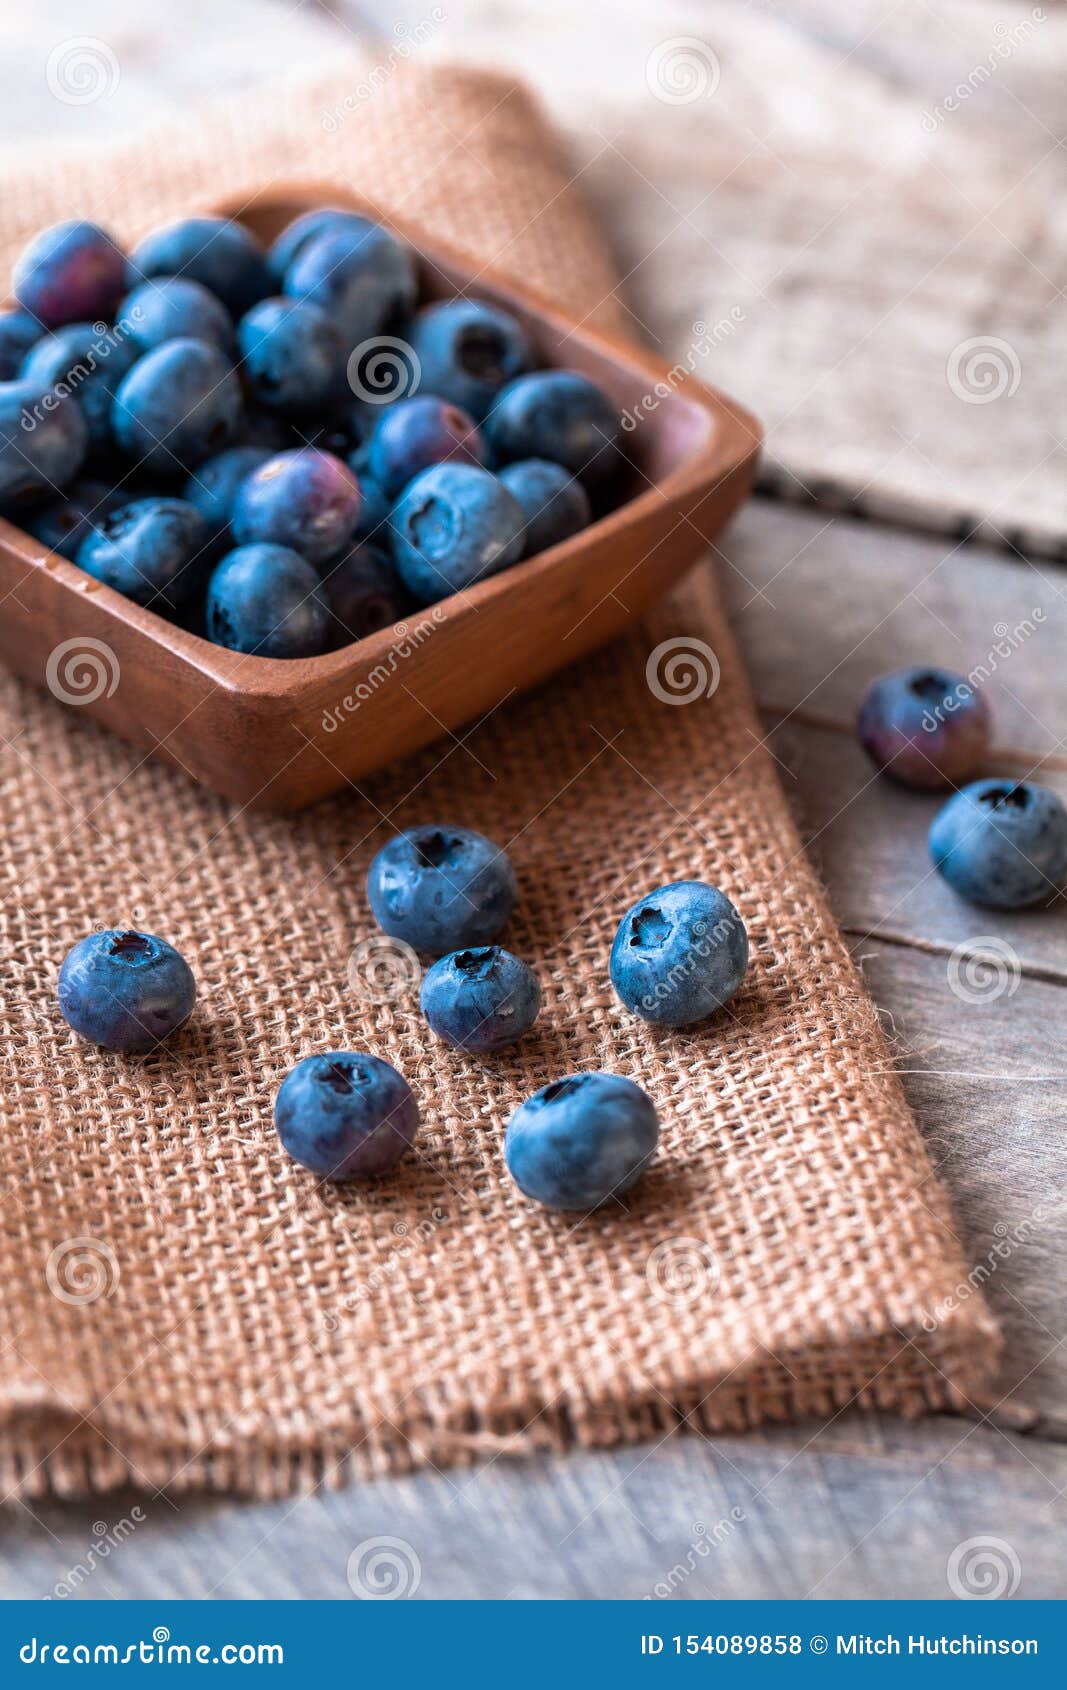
[[21, 479, 124, 560], [407, 298, 531, 420], [420, 946, 540, 1053], [237, 297, 341, 413], [0, 310, 43, 380], [498, 458, 591, 555], [929, 779, 1067, 909], [324, 542, 407, 645], [274, 1050, 419, 1182], [858, 665, 991, 790], [205, 543, 331, 658], [505, 1072, 659, 1211], [0, 379, 88, 508], [389, 462, 525, 604], [610, 881, 748, 1027], [267, 208, 374, 285], [75, 496, 208, 611], [232, 448, 361, 567], [367, 395, 486, 499], [111, 338, 243, 472], [58, 928, 196, 1053], [300, 399, 373, 460], [14, 221, 125, 329], [118, 277, 234, 355], [484, 370, 621, 488], [181, 445, 271, 542], [128, 217, 270, 316], [367, 825, 517, 955], [283, 221, 416, 344], [22, 321, 140, 457]]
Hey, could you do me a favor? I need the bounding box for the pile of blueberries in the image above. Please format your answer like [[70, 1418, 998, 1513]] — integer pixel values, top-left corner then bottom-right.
[[56, 840, 749, 1213], [0, 211, 624, 654]]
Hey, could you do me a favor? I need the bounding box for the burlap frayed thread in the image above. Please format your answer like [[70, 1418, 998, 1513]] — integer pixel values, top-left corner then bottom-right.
[[0, 60, 997, 1500]]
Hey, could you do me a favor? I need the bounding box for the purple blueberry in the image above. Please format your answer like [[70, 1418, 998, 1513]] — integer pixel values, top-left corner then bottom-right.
[[14, 221, 125, 329], [0, 379, 88, 508], [58, 928, 196, 1053], [128, 217, 270, 316], [232, 448, 361, 566], [111, 338, 243, 472], [407, 298, 531, 419], [283, 220, 416, 344], [858, 665, 991, 790], [267, 208, 375, 285], [274, 1050, 419, 1182], [368, 825, 517, 955], [484, 369, 621, 489], [388, 462, 526, 605], [75, 496, 208, 611], [21, 479, 124, 560], [205, 543, 330, 658], [929, 779, 1067, 909], [22, 320, 140, 457], [420, 946, 540, 1053], [610, 880, 748, 1027], [118, 276, 234, 355], [181, 444, 271, 543], [237, 297, 341, 413], [0, 310, 43, 380], [366, 395, 486, 499], [323, 542, 407, 645], [505, 1072, 659, 1212], [498, 458, 591, 555]]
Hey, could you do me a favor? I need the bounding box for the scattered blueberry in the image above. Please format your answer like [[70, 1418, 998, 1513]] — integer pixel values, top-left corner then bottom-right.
[[420, 946, 540, 1053], [57, 928, 196, 1053], [858, 665, 991, 790], [118, 276, 234, 355], [237, 297, 342, 413], [181, 445, 271, 543], [205, 543, 331, 658], [366, 395, 486, 498], [505, 1072, 659, 1211], [367, 825, 517, 954], [14, 221, 125, 329], [484, 369, 621, 488], [929, 779, 1067, 909], [232, 448, 361, 566], [610, 881, 748, 1027], [22, 479, 123, 560], [283, 221, 416, 344], [267, 208, 374, 286], [0, 310, 43, 381], [274, 1050, 419, 1181], [111, 338, 243, 472], [128, 216, 270, 316], [22, 320, 139, 458], [0, 379, 88, 508], [499, 458, 591, 555], [75, 496, 207, 610], [324, 542, 407, 645], [407, 298, 531, 419], [389, 462, 525, 604]]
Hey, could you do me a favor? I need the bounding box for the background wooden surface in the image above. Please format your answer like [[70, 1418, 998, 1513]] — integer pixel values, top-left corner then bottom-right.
[[0, 0, 1063, 1601]]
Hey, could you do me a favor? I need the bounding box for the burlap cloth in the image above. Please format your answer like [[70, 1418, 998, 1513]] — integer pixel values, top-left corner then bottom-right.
[[0, 60, 998, 1500]]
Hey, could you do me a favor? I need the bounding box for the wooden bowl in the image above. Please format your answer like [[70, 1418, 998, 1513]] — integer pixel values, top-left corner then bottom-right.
[[0, 185, 761, 811]]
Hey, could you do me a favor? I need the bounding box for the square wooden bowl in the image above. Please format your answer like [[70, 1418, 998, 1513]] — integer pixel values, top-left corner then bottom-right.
[[0, 185, 761, 811]]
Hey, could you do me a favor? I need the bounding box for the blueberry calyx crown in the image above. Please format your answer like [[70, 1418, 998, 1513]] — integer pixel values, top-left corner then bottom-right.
[[315, 1056, 368, 1094], [537, 1075, 589, 1107], [629, 905, 670, 948], [107, 930, 157, 966], [979, 782, 1029, 811], [452, 947, 498, 978]]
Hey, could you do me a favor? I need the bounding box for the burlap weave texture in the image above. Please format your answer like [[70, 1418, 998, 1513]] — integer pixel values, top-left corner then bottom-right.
[[0, 61, 997, 1498]]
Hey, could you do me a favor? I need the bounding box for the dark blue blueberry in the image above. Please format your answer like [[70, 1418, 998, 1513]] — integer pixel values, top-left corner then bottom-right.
[[610, 880, 748, 1027], [299, 398, 373, 460], [118, 276, 234, 355], [323, 542, 407, 645], [407, 298, 531, 419], [267, 208, 374, 285], [0, 310, 43, 380], [367, 825, 517, 955], [505, 1072, 659, 1212], [75, 496, 207, 611], [182, 445, 271, 543], [858, 665, 991, 790], [111, 338, 243, 472], [237, 297, 341, 413], [420, 946, 540, 1053], [498, 458, 591, 555], [484, 369, 621, 488], [0, 379, 88, 508], [14, 221, 125, 329], [367, 395, 485, 499], [57, 928, 196, 1053], [21, 479, 124, 560], [128, 217, 270, 316], [388, 463, 525, 605], [929, 779, 1067, 909], [274, 1050, 419, 1182], [22, 320, 139, 457], [231, 448, 361, 566], [205, 543, 331, 658], [282, 221, 416, 344]]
